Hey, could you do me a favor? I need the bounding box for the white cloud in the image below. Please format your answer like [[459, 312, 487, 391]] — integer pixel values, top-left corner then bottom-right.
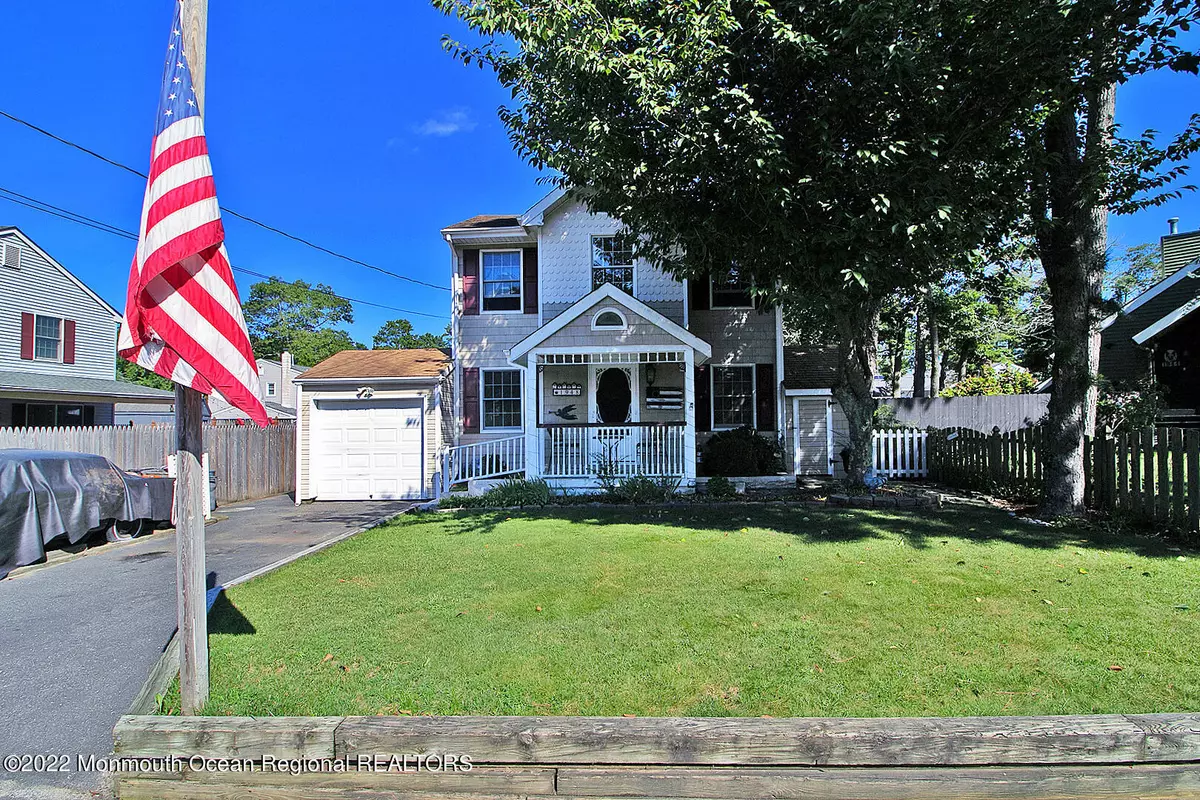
[[413, 108, 477, 137]]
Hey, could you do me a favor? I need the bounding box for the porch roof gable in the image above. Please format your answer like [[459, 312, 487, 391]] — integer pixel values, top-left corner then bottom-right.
[[508, 284, 712, 366]]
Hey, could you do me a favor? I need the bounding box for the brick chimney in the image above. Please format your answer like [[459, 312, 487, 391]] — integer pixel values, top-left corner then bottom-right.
[[280, 350, 295, 408]]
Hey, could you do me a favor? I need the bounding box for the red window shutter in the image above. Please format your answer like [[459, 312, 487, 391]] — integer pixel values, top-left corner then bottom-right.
[[695, 365, 711, 433], [462, 367, 480, 433], [63, 320, 76, 364], [462, 249, 480, 316], [20, 313, 34, 360], [689, 274, 711, 312], [755, 363, 776, 431], [522, 246, 538, 315]]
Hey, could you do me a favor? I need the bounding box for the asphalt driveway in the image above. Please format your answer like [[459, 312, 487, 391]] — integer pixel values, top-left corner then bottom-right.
[[0, 495, 414, 800]]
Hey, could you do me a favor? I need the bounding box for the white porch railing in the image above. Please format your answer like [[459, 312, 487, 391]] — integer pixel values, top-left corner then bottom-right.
[[543, 423, 687, 479], [872, 428, 928, 478], [440, 435, 525, 495]]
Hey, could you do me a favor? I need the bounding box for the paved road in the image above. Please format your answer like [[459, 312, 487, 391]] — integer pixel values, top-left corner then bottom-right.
[[0, 495, 413, 799]]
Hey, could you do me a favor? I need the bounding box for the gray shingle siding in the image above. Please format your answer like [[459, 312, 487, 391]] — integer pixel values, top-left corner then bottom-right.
[[1100, 273, 1200, 384], [0, 229, 119, 382]]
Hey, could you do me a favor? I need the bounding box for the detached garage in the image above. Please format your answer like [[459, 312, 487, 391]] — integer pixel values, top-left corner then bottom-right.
[[295, 349, 452, 502]]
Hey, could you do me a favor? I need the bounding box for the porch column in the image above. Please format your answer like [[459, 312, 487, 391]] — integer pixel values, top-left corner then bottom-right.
[[683, 349, 697, 489], [523, 358, 539, 479]]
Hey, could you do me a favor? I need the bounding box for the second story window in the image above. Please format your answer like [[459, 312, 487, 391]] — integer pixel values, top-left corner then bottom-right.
[[711, 266, 753, 308], [481, 250, 523, 312], [34, 315, 62, 361], [592, 235, 634, 294], [267, 382, 277, 397]]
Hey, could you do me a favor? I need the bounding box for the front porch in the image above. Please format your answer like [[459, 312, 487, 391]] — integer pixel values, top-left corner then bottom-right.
[[527, 350, 697, 487]]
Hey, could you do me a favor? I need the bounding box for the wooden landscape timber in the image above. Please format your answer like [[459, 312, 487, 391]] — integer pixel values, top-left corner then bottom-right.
[[112, 713, 1200, 799]]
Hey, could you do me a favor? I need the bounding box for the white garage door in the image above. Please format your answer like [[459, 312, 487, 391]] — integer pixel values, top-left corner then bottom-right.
[[314, 399, 424, 500]]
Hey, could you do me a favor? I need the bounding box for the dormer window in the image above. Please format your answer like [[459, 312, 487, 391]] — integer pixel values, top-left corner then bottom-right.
[[591, 235, 634, 294], [711, 266, 753, 308], [591, 308, 627, 330]]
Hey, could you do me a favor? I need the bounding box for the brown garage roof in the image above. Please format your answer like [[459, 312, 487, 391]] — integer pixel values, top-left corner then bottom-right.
[[783, 345, 840, 390], [298, 348, 451, 381], [442, 214, 522, 231]]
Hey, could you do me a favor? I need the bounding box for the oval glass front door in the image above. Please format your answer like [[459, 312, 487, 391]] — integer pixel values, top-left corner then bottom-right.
[[596, 368, 632, 424]]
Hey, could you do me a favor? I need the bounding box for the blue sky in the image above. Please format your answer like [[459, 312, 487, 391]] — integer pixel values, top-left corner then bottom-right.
[[0, 2, 1196, 345]]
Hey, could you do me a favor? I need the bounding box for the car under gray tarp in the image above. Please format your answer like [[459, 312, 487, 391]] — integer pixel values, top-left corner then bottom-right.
[[0, 450, 174, 579]]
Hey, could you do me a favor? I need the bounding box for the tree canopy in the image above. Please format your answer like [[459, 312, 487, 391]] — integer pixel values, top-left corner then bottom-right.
[[243, 277, 362, 366], [372, 319, 450, 350]]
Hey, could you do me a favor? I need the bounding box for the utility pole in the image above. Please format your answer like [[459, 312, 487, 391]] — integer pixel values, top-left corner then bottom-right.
[[177, 0, 209, 716]]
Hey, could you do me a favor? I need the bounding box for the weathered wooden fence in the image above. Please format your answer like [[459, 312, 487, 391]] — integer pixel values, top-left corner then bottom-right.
[[928, 425, 1200, 534], [0, 422, 295, 505], [111, 712, 1200, 799]]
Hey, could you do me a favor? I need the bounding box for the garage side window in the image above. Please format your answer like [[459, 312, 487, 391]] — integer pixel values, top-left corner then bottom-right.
[[482, 370, 522, 430]]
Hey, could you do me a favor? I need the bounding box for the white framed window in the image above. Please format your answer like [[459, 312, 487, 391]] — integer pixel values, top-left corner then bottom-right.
[[34, 315, 62, 361], [590, 307, 627, 330], [482, 369, 522, 430], [481, 250, 523, 312], [712, 365, 756, 429], [711, 266, 753, 308], [266, 382, 277, 397], [591, 235, 635, 294]]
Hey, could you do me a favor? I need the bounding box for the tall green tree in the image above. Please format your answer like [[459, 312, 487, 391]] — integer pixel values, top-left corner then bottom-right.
[[437, 0, 1053, 482], [373, 319, 450, 350], [1025, 2, 1198, 515], [117, 358, 174, 391], [242, 277, 361, 366]]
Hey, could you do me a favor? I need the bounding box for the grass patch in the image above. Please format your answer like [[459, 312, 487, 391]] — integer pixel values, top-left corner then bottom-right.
[[203, 505, 1199, 718]]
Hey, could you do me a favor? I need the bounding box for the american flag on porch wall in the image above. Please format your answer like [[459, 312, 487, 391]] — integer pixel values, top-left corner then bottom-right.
[[117, 1, 266, 426]]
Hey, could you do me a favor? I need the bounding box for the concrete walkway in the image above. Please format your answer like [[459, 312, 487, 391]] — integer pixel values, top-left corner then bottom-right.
[[0, 495, 413, 799]]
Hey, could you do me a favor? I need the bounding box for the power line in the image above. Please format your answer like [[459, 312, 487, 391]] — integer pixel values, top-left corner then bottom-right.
[[0, 108, 449, 292], [0, 187, 448, 320]]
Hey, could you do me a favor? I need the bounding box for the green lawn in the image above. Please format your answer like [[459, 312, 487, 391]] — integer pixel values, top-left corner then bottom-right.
[[203, 504, 1199, 718]]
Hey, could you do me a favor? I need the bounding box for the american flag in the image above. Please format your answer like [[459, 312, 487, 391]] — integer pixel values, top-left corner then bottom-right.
[[118, 2, 267, 426]]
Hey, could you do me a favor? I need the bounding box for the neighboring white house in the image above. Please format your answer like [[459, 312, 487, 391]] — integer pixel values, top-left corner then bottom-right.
[[439, 188, 837, 489], [0, 226, 174, 426], [294, 348, 451, 501], [208, 351, 306, 421]]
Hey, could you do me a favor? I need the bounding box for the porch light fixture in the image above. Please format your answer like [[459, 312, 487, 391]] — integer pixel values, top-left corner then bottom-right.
[[645, 364, 657, 386]]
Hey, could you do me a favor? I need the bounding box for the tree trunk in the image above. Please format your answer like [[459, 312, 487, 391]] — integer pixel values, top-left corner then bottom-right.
[[890, 315, 906, 397], [1036, 85, 1112, 517], [833, 297, 882, 485], [913, 307, 926, 399], [928, 291, 941, 398]]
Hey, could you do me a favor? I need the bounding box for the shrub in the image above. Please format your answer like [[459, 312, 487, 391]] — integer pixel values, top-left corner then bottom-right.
[[598, 474, 682, 504], [706, 475, 736, 499], [486, 478, 554, 507], [439, 478, 554, 509], [700, 426, 783, 476], [942, 365, 1037, 397]]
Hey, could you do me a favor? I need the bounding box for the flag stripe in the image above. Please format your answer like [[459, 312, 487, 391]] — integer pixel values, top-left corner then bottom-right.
[[118, 2, 267, 426]]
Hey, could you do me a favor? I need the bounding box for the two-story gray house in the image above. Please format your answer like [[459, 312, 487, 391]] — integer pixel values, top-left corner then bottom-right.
[[0, 227, 173, 427], [440, 188, 831, 490], [208, 351, 307, 421]]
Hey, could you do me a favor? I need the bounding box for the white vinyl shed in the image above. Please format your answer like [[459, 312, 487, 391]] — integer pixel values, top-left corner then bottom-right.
[[295, 349, 452, 502]]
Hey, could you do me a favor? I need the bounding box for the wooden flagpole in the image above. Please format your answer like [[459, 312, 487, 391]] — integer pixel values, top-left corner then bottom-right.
[[177, 0, 209, 716]]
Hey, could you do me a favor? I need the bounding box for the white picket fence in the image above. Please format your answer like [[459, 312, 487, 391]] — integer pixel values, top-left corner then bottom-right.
[[872, 428, 928, 478]]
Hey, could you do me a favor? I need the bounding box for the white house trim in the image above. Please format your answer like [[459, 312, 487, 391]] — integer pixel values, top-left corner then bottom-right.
[[784, 388, 833, 397], [825, 399, 835, 475], [1132, 294, 1200, 344], [0, 227, 122, 321], [519, 186, 570, 226], [1101, 260, 1200, 330], [507, 283, 712, 366], [590, 307, 628, 331]]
